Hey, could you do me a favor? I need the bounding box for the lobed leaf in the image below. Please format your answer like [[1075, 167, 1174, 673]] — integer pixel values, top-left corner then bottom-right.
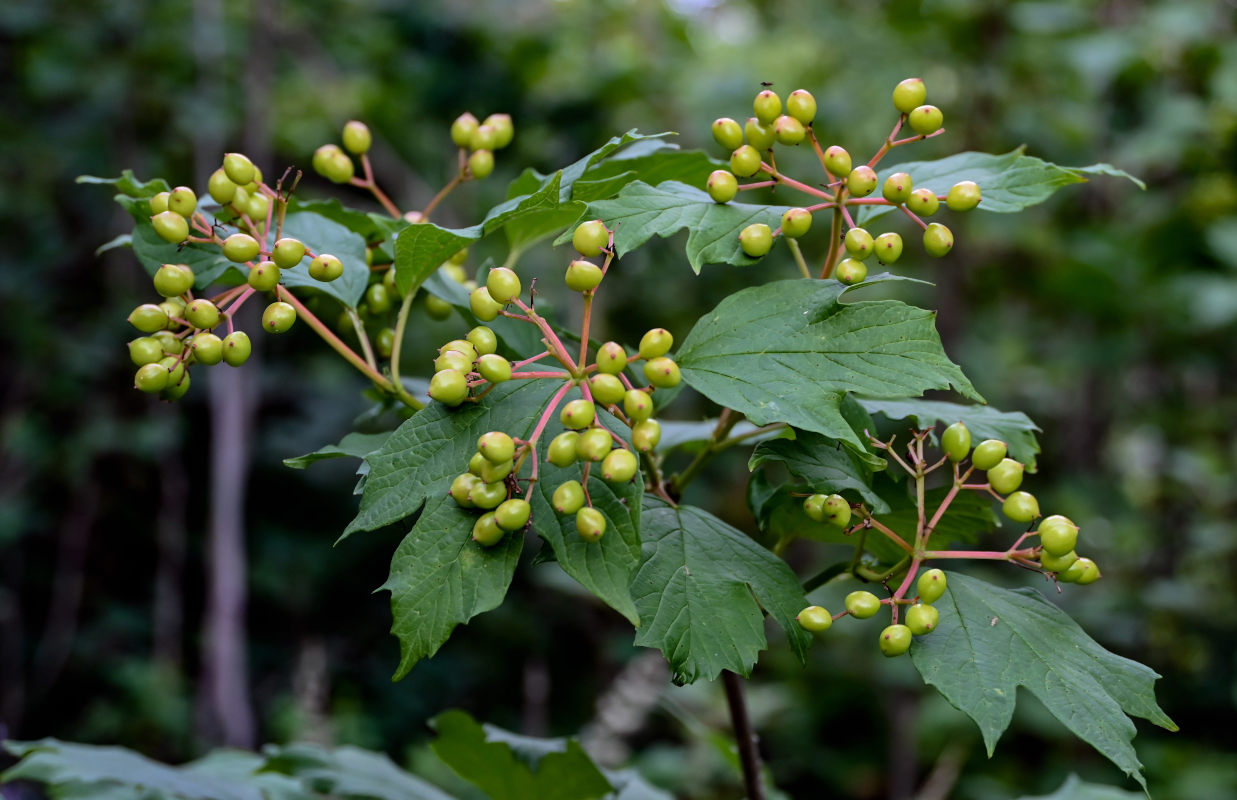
[[749, 430, 889, 512], [261, 742, 455, 800], [283, 431, 393, 470]]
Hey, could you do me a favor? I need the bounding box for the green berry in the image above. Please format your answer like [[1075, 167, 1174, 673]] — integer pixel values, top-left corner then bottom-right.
[[908, 104, 944, 136], [157, 356, 186, 387], [835, 258, 867, 285], [565, 260, 603, 293], [478, 431, 515, 464], [987, 458, 1024, 495], [843, 227, 874, 260], [576, 507, 607, 542], [159, 370, 191, 401], [879, 624, 913, 657], [906, 603, 940, 636], [364, 283, 391, 314], [247, 262, 281, 292], [845, 591, 881, 619], [495, 498, 531, 531], [729, 144, 763, 178], [469, 124, 498, 152], [572, 219, 610, 258], [786, 89, 817, 125], [472, 512, 505, 546], [797, 605, 832, 632], [882, 172, 913, 204], [874, 232, 903, 263], [153, 264, 195, 298], [222, 233, 260, 263], [1072, 557, 1101, 585], [222, 331, 251, 366], [468, 479, 507, 510], [246, 193, 270, 222], [375, 327, 396, 359], [947, 180, 981, 211], [923, 223, 954, 257], [707, 170, 739, 203], [128, 337, 164, 366], [547, 432, 579, 467], [168, 186, 197, 218], [429, 369, 468, 405], [191, 332, 224, 366], [342, 120, 372, 154], [483, 114, 514, 149], [846, 165, 878, 197], [185, 299, 221, 330], [434, 350, 474, 374], [466, 326, 497, 356], [739, 223, 773, 258], [643, 357, 681, 389], [601, 449, 639, 483], [560, 399, 596, 430], [473, 457, 513, 485], [1040, 549, 1078, 573], [907, 188, 940, 216], [773, 115, 805, 146], [892, 78, 927, 114], [134, 362, 170, 393], [753, 89, 781, 125], [486, 267, 521, 304], [207, 170, 236, 204], [262, 301, 296, 333], [151, 329, 183, 355], [313, 145, 354, 183], [1037, 515, 1079, 557], [823, 494, 851, 527], [158, 299, 186, 325], [467, 149, 494, 179], [624, 389, 653, 421], [309, 254, 343, 282], [971, 439, 1008, 470], [942, 421, 971, 462], [631, 419, 661, 452], [450, 473, 481, 507], [744, 117, 775, 150], [553, 481, 586, 515], [917, 569, 947, 603], [711, 117, 744, 151], [589, 373, 626, 406], [449, 248, 469, 265], [272, 238, 306, 268], [425, 294, 453, 320], [451, 112, 479, 147], [149, 191, 170, 215], [824, 145, 852, 177], [469, 287, 503, 321], [803, 493, 829, 522], [781, 208, 812, 238], [638, 328, 673, 359], [577, 428, 612, 462], [477, 354, 511, 383], [1003, 491, 1041, 523], [596, 341, 627, 374], [223, 152, 256, 185], [151, 210, 189, 244]]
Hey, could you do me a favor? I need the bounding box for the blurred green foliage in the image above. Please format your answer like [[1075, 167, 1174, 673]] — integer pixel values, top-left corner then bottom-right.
[[2, 0, 1234, 798]]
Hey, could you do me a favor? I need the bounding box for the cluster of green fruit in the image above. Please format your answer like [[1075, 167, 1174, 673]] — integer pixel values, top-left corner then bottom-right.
[[797, 568, 949, 658], [942, 421, 1100, 584], [427, 326, 511, 406], [448, 431, 532, 546], [704, 79, 982, 282], [449, 111, 515, 181]]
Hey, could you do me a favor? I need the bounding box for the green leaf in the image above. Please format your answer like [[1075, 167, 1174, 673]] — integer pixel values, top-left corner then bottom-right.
[[131, 220, 242, 285], [584, 181, 795, 272], [77, 171, 170, 199], [856, 149, 1143, 225], [909, 573, 1177, 791], [655, 419, 787, 453], [859, 397, 1042, 470], [421, 265, 548, 357], [430, 710, 613, 800], [261, 742, 455, 800], [283, 431, 393, 470], [631, 499, 811, 684], [677, 277, 982, 450], [571, 140, 723, 202], [519, 130, 674, 202], [1016, 774, 1143, 800], [276, 210, 370, 308], [749, 430, 889, 512]]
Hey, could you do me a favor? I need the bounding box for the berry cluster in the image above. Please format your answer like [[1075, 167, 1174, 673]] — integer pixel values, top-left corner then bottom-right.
[[798, 568, 949, 658], [449, 111, 514, 182], [449, 430, 532, 546], [706, 79, 982, 282]]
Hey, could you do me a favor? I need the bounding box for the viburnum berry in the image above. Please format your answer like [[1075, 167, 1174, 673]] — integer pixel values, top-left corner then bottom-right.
[[711, 117, 744, 151], [553, 481, 586, 515], [469, 124, 498, 152], [149, 191, 170, 215], [1066, 557, 1101, 585], [466, 326, 498, 356], [905, 603, 940, 635], [874, 232, 903, 263], [845, 591, 881, 619], [631, 419, 661, 452], [247, 192, 271, 222], [835, 258, 867, 285], [589, 373, 626, 406], [1038, 515, 1079, 557], [846, 165, 878, 197], [472, 512, 505, 546], [157, 356, 186, 387], [375, 327, 396, 359], [892, 78, 927, 114], [796, 605, 832, 632], [595, 341, 627, 374], [477, 353, 511, 383], [160, 371, 191, 401], [882, 172, 913, 204], [429, 369, 468, 405], [366, 283, 392, 314], [451, 112, 479, 148], [803, 493, 829, 522], [643, 357, 681, 389], [744, 118, 775, 151], [186, 299, 221, 330], [638, 328, 673, 359], [707, 170, 739, 203], [158, 299, 185, 326], [601, 449, 639, 483], [623, 389, 653, 421], [923, 223, 954, 257], [786, 89, 817, 125], [308, 253, 343, 282], [168, 186, 196, 218], [342, 120, 372, 155], [208, 169, 236, 204], [843, 227, 874, 259], [134, 362, 170, 394], [879, 624, 913, 657], [469, 286, 504, 321], [471, 456, 513, 486], [947, 180, 981, 211], [577, 428, 612, 462], [223, 152, 256, 185], [425, 294, 453, 320], [152, 330, 183, 355], [773, 115, 805, 146], [917, 568, 947, 603], [942, 421, 971, 461], [316, 145, 355, 184], [908, 105, 944, 136], [739, 223, 773, 257], [442, 337, 478, 361], [434, 350, 474, 375], [971, 439, 1008, 470], [191, 332, 224, 366], [572, 219, 610, 258], [486, 267, 521, 304], [576, 507, 607, 542], [151, 210, 189, 244], [729, 145, 763, 178], [1003, 491, 1041, 523], [484, 114, 514, 149], [561, 399, 596, 430], [564, 260, 603, 293], [272, 237, 307, 268], [907, 187, 940, 216], [467, 149, 494, 180], [262, 301, 296, 333], [128, 337, 164, 366], [823, 494, 850, 527], [987, 457, 1024, 494], [221, 331, 252, 366], [1040, 549, 1078, 573], [450, 473, 481, 507], [781, 208, 812, 238], [824, 145, 852, 177], [222, 233, 260, 263], [153, 264, 195, 298], [468, 479, 507, 510], [753, 89, 781, 125], [495, 498, 531, 531], [478, 431, 515, 464], [547, 432, 580, 467], [247, 262, 280, 292]]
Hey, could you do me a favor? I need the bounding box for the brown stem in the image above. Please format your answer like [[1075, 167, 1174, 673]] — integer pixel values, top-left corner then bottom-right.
[[723, 670, 766, 800], [421, 172, 463, 221]]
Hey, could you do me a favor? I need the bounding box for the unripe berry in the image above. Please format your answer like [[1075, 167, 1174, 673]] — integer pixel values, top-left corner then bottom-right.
[[803, 493, 829, 522], [906, 603, 940, 636], [366, 283, 392, 314], [624, 389, 653, 421], [796, 605, 832, 632], [262, 301, 296, 333], [553, 481, 586, 515], [987, 458, 1024, 495], [643, 357, 681, 389], [451, 112, 479, 148], [222, 331, 252, 366], [442, 338, 478, 362], [918, 568, 947, 603], [589, 374, 626, 406], [874, 232, 903, 263], [947, 180, 981, 211], [883, 172, 913, 204], [879, 624, 913, 657], [781, 208, 812, 238], [466, 326, 497, 356], [565, 260, 603, 292], [158, 299, 185, 325], [222, 233, 260, 263], [908, 104, 944, 136], [185, 299, 221, 330], [547, 432, 579, 468], [483, 114, 514, 149], [375, 327, 396, 359], [846, 165, 878, 197], [602, 449, 639, 483], [729, 145, 763, 178], [152, 330, 183, 355], [223, 152, 256, 185], [573, 219, 610, 258], [639, 329, 673, 359], [160, 370, 191, 401], [1003, 491, 1041, 523], [773, 115, 805, 146], [753, 89, 781, 125], [469, 287, 503, 321], [495, 498, 531, 531], [472, 512, 505, 546], [472, 457, 513, 486], [631, 419, 661, 452], [309, 254, 343, 282], [157, 356, 186, 387], [469, 481, 507, 511], [478, 431, 515, 464], [134, 362, 170, 393], [342, 120, 372, 154], [711, 117, 744, 151], [168, 186, 197, 217], [1037, 515, 1079, 557], [577, 428, 612, 462], [273, 235, 305, 265], [824, 145, 852, 177], [786, 89, 817, 125], [450, 473, 481, 507], [843, 227, 874, 260], [823, 494, 850, 527], [596, 341, 627, 374], [971, 439, 1007, 471], [907, 188, 940, 216], [207, 170, 236, 204], [434, 350, 474, 374], [246, 193, 270, 222], [477, 354, 511, 383], [429, 369, 468, 405], [468, 149, 494, 180], [425, 294, 452, 320], [923, 223, 954, 257], [560, 399, 596, 430], [892, 78, 927, 114], [247, 262, 280, 292], [191, 332, 224, 365], [707, 170, 739, 203], [129, 337, 164, 366], [845, 591, 881, 619], [744, 118, 775, 151], [1072, 557, 1101, 585], [739, 223, 773, 257], [313, 145, 354, 184], [469, 124, 498, 152], [149, 191, 170, 215], [154, 264, 195, 298], [229, 186, 250, 214], [942, 421, 971, 461], [486, 267, 521, 304], [576, 507, 607, 542], [151, 211, 189, 244], [1040, 549, 1078, 573]]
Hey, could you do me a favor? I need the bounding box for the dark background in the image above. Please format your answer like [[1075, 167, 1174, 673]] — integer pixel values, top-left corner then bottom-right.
[[2, 0, 1235, 797]]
